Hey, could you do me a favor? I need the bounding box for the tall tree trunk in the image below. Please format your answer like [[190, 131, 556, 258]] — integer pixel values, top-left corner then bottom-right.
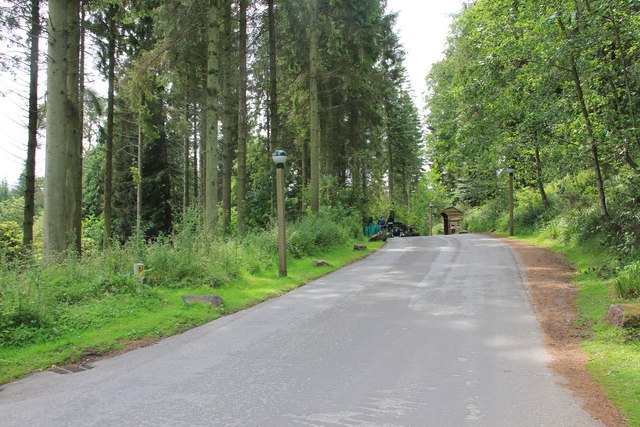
[[192, 103, 199, 206], [558, 17, 608, 218], [362, 160, 368, 215], [267, 0, 278, 213], [607, 75, 638, 169], [205, 0, 221, 237], [78, 3, 86, 242], [199, 94, 206, 208], [221, 0, 233, 234], [301, 140, 309, 212], [267, 0, 278, 154], [237, 0, 248, 235], [65, 0, 81, 254], [183, 104, 190, 216], [387, 117, 394, 203], [309, 0, 320, 215], [134, 117, 144, 244], [104, 5, 117, 247], [23, 0, 40, 248], [352, 155, 361, 215], [44, 0, 68, 257], [349, 105, 362, 211], [534, 141, 550, 209], [572, 62, 608, 217], [136, 119, 142, 243], [324, 76, 335, 176]]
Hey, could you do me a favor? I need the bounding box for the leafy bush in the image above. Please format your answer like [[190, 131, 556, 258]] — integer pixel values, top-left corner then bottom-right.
[[91, 272, 152, 296], [463, 199, 504, 232], [81, 214, 104, 257], [614, 261, 640, 299], [0, 271, 50, 347], [287, 210, 353, 258], [553, 171, 599, 212], [0, 196, 26, 225], [539, 216, 571, 243], [0, 221, 24, 263], [514, 188, 550, 228], [563, 205, 602, 244], [0, 206, 362, 350], [600, 171, 640, 260], [241, 228, 277, 265]]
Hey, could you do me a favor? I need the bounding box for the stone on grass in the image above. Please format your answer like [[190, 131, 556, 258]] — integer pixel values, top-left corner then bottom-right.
[[368, 231, 387, 242], [602, 304, 640, 329], [181, 294, 224, 308]]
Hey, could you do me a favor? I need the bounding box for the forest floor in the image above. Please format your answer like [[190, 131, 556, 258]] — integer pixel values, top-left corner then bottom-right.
[[501, 237, 627, 427]]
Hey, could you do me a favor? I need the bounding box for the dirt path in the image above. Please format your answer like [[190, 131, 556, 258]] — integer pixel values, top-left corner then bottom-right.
[[501, 237, 627, 427]]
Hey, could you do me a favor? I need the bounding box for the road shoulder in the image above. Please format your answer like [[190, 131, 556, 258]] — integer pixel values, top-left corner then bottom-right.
[[500, 237, 626, 427]]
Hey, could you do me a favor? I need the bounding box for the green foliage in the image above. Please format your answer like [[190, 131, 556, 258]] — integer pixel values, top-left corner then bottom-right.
[[425, 0, 640, 229], [553, 171, 599, 212], [0, 271, 49, 347], [142, 236, 239, 289], [0, 210, 379, 383], [77, 0, 423, 245], [0, 208, 361, 352], [0, 221, 23, 262], [287, 210, 353, 258], [463, 198, 506, 233], [0, 251, 161, 348], [604, 171, 640, 260], [0, 196, 26, 225], [0, 180, 9, 202], [82, 214, 104, 257], [82, 145, 105, 218], [461, 168, 640, 250], [613, 262, 640, 299], [464, 167, 640, 300]]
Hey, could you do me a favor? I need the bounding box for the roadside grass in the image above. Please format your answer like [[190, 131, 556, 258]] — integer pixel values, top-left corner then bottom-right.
[[0, 241, 384, 384], [505, 232, 640, 426]]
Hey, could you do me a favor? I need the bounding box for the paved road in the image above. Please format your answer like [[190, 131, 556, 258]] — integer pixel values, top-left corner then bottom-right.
[[1, 234, 601, 426]]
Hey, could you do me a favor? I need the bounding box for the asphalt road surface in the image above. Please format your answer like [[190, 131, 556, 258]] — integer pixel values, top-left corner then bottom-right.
[[1, 234, 602, 426]]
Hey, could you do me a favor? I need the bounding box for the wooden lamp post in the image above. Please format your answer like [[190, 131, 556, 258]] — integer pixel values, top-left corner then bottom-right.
[[508, 165, 515, 236], [429, 201, 434, 236], [272, 150, 288, 276]]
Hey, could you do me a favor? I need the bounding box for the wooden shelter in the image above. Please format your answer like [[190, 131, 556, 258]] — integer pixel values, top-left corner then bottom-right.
[[440, 207, 464, 235]]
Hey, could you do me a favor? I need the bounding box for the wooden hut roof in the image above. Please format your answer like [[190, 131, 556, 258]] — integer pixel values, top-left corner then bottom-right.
[[440, 207, 463, 218]]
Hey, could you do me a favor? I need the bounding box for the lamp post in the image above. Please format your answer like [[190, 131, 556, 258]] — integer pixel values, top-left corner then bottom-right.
[[429, 201, 434, 236], [272, 150, 288, 276], [507, 165, 515, 236]]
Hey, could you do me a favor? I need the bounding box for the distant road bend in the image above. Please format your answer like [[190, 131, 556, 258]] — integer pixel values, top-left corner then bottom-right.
[[1, 234, 601, 426]]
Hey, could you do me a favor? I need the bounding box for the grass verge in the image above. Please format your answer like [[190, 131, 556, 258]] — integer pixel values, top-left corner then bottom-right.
[[509, 232, 640, 426], [0, 241, 384, 384]]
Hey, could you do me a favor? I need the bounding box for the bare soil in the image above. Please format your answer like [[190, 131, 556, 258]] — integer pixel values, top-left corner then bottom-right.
[[501, 237, 627, 427]]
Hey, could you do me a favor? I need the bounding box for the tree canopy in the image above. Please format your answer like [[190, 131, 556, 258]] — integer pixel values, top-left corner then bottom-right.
[[2, 0, 427, 255], [426, 0, 640, 215]]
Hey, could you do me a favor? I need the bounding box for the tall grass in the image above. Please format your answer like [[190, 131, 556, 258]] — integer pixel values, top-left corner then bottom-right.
[[0, 208, 360, 350], [614, 261, 640, 299]]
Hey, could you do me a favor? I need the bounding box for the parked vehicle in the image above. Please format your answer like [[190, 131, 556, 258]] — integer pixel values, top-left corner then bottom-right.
[[387, 222, 419, 237]]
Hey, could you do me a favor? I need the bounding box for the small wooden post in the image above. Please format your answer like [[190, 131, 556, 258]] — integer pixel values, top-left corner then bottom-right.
[[133, 263, 144, 275]]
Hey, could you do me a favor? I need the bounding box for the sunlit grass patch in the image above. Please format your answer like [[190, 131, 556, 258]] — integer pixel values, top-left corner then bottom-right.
[[0, 238, 383, 384]]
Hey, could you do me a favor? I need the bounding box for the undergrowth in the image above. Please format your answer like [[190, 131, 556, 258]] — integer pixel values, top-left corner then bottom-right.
[[0, 207, 372, 383]]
